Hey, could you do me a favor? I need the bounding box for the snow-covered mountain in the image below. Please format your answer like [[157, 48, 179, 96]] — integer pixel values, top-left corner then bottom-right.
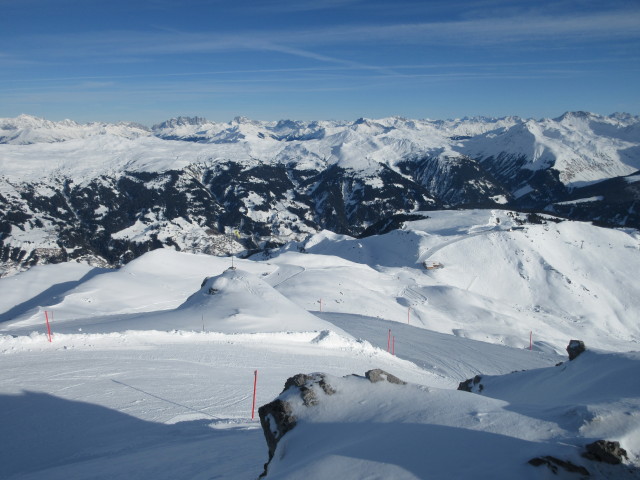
[[0, 210, 638, 478], [0, 114, 150, 144], [1, 112, 639, 275]]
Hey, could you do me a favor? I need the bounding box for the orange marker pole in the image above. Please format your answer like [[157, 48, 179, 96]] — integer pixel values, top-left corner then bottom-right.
[[44, 311, 52, 342], [251, 370, 258, 420]]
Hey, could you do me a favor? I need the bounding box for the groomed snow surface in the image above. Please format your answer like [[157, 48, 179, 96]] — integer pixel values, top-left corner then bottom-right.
[[1, 210, 639, 479]]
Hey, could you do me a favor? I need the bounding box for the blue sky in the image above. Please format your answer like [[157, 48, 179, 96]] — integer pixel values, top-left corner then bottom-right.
[[1, 0, 639, 125]]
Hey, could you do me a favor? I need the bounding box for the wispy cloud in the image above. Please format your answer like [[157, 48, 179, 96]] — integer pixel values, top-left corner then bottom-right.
[[16, 8, 639, 67], [3, 3, 638, 123], [297, 10, 640, 46], [3, 55, 635, 90], [249, 0, 364, 12]]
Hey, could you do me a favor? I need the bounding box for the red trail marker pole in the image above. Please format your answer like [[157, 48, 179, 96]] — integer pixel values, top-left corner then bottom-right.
[[44, 311, 52, 342], [387, 329, 391, 352], [407, 307, 410, 325], [251, 370, 258, 420]]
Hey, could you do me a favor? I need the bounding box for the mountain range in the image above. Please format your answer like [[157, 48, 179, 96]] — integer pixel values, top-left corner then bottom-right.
[[1, 111, 639, 276]]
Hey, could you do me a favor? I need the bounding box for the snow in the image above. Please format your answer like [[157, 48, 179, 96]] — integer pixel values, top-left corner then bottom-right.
[[0, 210, 638, 478], [625, 174, 640, 184], [266, 350, 640, 479], [555, 196, 605, 205], [490, 194, 509, 204], [2, 112, 638, 188], [0, 114, 150, 145], [460, 114, 640, 186]]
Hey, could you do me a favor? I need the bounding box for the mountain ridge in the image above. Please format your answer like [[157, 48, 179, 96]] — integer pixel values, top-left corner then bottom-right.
[[1, 112, 638, 276]]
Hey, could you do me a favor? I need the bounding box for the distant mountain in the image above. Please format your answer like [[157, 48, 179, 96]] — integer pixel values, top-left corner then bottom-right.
[[0, 112, 638, 275], [0, 114, 149, 144]]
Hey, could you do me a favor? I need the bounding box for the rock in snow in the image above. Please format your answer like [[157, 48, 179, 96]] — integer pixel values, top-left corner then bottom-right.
[[257, 349, 640, 479], [258, 369, 405, 477], [457, 374, 484, 393], [527, 456, 590, 476], [583, 440, 629, 465], [567, 339, 587, 360]]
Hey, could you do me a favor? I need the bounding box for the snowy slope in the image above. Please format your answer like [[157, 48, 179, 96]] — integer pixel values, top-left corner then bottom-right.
[[275, 210, 640, 353], [3, 210, 638, 353], [461, 112, 640, 186], [0, 208, 638, 478], [263, 350, 640, 479], [0, 329, 439, 479]]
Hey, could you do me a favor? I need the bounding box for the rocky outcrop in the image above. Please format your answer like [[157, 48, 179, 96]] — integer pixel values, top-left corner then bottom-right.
[[257, 398, 297, 469], [528, 456, 590, 476], [567, 340, 586, 360], [365, 368, 406, 385], [528, 440, 630, 477], [583, 440, 628, 464], [457, 375, 484, 393], [282, 373, 336, 407], [257, 369, 405, 478]]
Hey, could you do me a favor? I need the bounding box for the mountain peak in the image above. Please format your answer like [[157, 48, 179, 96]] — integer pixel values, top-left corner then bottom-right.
[[554, 111, 598, 122], [152, 116, 209, 130]]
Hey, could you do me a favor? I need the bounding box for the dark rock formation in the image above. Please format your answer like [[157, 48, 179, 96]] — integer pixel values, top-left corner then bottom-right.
[[282, 373, 336, 407], [582, 440, 628, 464], [258, 399, 297, 468], [528, 456, 590, 476], [567, 340, 586, 360], [257, 369, 405, 477], [457, 375, 484, 393]]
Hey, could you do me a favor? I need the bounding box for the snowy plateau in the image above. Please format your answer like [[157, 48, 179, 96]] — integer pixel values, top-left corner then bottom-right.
[[0, 112, 639, 276], [0, 113, 640, 479]]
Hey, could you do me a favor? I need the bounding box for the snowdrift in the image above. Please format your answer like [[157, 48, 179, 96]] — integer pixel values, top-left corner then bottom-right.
[[173, 268, 349, 334], [259, 349, 640, 479]]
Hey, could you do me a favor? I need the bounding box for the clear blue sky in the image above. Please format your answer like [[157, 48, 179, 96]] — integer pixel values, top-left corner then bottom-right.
[[1, 0, 639, 125]]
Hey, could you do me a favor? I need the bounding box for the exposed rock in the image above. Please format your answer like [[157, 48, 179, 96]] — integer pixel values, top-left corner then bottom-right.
[[528, 456, 590, 476], [283, 373, 336, 406], [258, 399, 297, 463], [258, 370, 405, 477], [582, 440, 628, 464], [567, 340, 586, 360], [365, 369, 407, 385], [258, 373, 338, 477], [457, 375, 484, 393]]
